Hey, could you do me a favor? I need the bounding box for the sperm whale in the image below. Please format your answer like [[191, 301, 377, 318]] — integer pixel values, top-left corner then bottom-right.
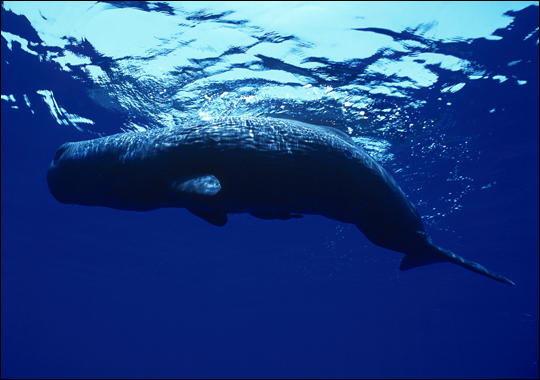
[[47, 117, 514, 285]]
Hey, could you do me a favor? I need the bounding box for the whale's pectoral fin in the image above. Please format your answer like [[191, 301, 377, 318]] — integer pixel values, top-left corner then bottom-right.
[[187, 207, 228, 227], [172, 174, 221, 196], [250, 211, 303, 220]]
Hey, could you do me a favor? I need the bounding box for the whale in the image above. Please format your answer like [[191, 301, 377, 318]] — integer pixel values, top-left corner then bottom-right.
[[47, 117, 514, 285]]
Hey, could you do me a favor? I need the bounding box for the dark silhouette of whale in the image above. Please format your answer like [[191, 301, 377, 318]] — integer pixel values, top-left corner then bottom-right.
[[47, 117, 514, 285]]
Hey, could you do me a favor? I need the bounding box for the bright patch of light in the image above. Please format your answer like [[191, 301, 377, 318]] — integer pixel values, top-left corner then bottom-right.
[[493, 75, 508, 83]]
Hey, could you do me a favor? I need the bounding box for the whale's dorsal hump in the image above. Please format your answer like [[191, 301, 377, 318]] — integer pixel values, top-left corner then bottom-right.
[[286, 120, 353, 143]]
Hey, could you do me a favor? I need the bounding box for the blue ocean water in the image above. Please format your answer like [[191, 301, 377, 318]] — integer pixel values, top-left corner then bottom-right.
[[1, 1, 538, 378]]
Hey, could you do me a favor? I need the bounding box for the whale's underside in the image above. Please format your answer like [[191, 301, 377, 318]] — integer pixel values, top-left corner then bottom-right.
[[47, 117, 515, 285]]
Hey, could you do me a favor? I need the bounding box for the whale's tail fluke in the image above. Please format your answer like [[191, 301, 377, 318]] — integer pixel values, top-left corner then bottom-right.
[[400, 246, 515, 286]]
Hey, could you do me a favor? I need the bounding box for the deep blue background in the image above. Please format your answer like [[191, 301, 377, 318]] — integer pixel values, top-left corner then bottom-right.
[[2, 5, 538, 379]]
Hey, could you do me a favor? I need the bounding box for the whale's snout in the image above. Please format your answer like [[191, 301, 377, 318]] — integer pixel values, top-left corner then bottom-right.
[[51, 143, 69, 167], [47, 143, 79, 205]]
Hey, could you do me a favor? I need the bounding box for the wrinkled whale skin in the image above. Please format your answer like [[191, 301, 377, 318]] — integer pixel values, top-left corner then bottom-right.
[[47, 117, 514, 285]]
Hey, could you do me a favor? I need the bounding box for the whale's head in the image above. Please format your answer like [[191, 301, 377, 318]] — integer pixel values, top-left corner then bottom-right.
[[47, 138, 215, 211]]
